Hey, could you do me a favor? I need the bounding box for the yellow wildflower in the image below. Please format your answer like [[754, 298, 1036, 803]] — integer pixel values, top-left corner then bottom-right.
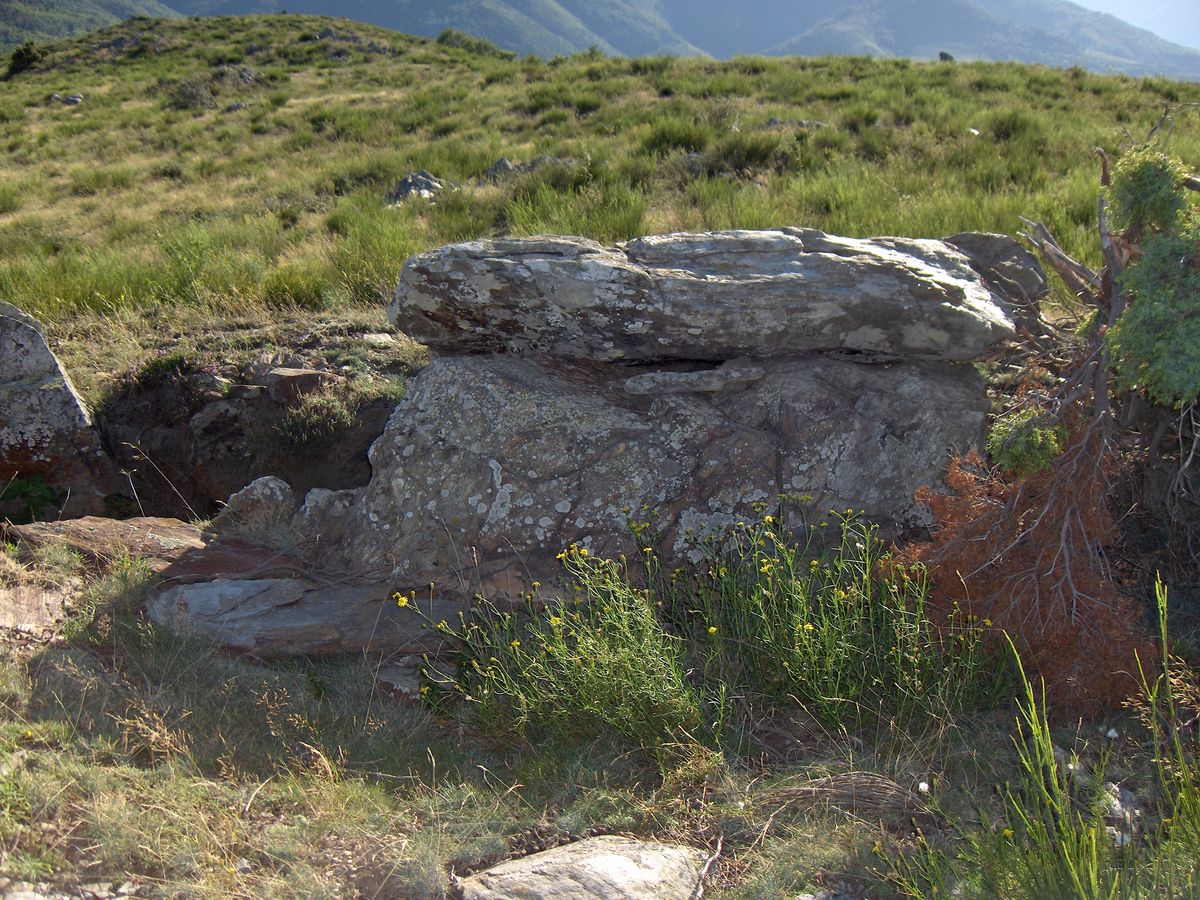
[[804, 623, 814, 632], [707, 626, 718, 635], [394, 593, 410, 608], [510, 639, 521, 649]]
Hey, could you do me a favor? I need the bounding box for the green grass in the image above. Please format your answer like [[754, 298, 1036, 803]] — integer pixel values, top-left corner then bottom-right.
[[2, 15, 1200, 895], [2, 514, 1198, 895], [415, 509, 1005, 768]]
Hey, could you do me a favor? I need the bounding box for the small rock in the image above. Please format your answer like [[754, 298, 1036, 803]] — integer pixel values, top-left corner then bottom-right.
[[61, 93, 84, 105], [211, 476, 297, 538], [262, 367, 333, 405], [189, 400, 240, 434], [227, 383, 265, 401], [232, 858, 253, 875], [376, 657, 424, 701], [362, 332, 397, 348], [484, 156, 571, 182], [485, 157, 518, 180], [146, 576, 454, 656], [458, 835, 705, 900], [224, 101, 247, 112], [385, 170, 443, 204], [0, 750, 29, 779]]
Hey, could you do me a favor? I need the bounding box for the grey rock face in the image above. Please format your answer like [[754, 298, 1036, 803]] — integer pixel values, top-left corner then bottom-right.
[[388, 229, 1015, 363], [307, 352, 988, 595], [146, 577, 453, 656], [0, 303, 120, 517], [458, 835, 705, 900]]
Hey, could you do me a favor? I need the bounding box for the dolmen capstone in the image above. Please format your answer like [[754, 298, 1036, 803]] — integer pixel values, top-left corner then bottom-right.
[[148, 229, 1045, 655]]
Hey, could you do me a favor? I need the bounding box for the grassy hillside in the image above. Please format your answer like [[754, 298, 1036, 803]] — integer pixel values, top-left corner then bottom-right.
[[1, 14, 1197, 336], [3, 16, 1200, 897], [0, 0, 179, 50]]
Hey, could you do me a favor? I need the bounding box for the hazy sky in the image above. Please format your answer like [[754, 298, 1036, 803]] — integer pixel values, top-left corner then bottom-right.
[[1070, 0, 1200, 52]]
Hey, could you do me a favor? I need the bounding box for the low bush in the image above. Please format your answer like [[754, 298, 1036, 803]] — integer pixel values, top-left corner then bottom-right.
[[5, 42, 45, 80], [435, 28, 516, 61], [415, 509, 1003, 764]]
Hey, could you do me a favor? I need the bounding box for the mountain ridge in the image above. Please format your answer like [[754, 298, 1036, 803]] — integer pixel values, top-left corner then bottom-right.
[[3, 0, 1200, 81]]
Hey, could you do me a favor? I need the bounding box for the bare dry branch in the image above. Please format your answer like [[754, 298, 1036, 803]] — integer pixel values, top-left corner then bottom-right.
[[1019, 217, 1101, 302]]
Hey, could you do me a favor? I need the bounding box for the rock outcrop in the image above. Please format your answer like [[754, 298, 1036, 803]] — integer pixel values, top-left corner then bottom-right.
[[0, 303, 121, 518], [146, 229, 1043, 654], [319, 229, 1019, 595]]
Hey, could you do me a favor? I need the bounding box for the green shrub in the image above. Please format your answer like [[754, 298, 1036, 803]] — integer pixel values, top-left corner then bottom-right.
[[435, 28, 516, 61], [163, 77, 216, 112], [1105, 146, 1200, 407], [1108, 226, 1200, 408], [703, 130, 782, 174], [416, 510, 1001, 762], [1109, 146, 1190, 234], [987, 407, 1067, 475], [5, 42, 46, 80], [675, 511, 1000, 731], [0, 183, 20, 215], [414, 551, 702, 761]]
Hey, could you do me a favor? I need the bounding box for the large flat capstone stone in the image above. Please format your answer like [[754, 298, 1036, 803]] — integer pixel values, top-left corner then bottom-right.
[[389, 229, 1016, 362]]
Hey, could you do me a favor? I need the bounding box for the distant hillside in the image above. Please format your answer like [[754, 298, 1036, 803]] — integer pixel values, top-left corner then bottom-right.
[[4, 0, 1200, 81], [0, 0, 179, 49], [167, 0, 702, 58], [657, 0, 1200, 80]]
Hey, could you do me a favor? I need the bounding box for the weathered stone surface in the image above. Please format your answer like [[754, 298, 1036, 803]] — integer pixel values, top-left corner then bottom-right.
[[303, 352, 988, 591], [262, 367, 335, 406], [3, 517, 204, 573], [146, 229, 1035, 655], [458, 835, 705, 900], [945, 231, 1049, 305], [0, 303, 121, 518], [0, 585, 71, 631], [211, 476, 297, 537], [388, 229, 1016, 363], [146, 577, 457, 656]]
